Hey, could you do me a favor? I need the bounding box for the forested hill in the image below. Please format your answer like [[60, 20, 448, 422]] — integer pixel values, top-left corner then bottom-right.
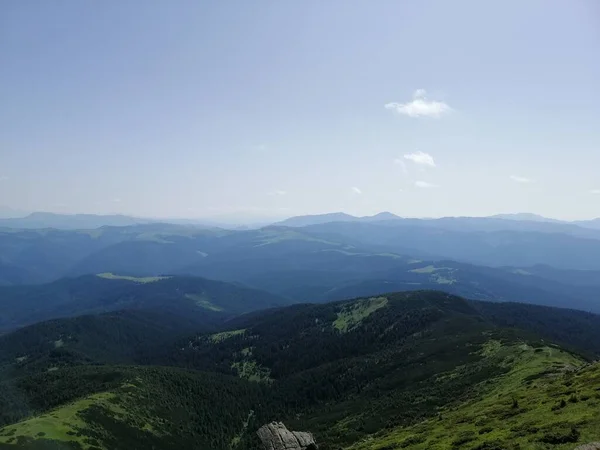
[[3, 291, 600, 449], [0, 309, 215, 379], [164, 291, 600, 447], [0, 274, 288, 333]]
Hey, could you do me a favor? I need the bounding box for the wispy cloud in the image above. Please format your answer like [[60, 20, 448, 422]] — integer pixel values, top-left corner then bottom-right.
[[268, 190, 287, 196], [591, 189, 600, 195], [393, 158, 409, 174], [254, 144, 268, 151], [509, 175, 533, 184], [352, 187, 362, 194], [415, 181, 438, 189], [0, 176, 8, 181], [385, 89, 452, 118], [113, 198, 122, 203], [404, 150, 436, 167]]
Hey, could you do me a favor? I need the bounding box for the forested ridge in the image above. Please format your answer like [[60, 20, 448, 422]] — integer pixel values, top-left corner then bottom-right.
[[0, 274, 288, 333], [3, 291, 600, 449]]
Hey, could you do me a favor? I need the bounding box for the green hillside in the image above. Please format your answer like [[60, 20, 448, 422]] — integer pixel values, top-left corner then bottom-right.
[[0, 365, 265, 450], [350, 344, 600, 450], [0, 310, 215, 379], [0, 274, 288, 332], [1, 291, 600, 449]]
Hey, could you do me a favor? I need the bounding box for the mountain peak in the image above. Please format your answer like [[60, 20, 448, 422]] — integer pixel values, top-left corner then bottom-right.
[[276, 212, 357, 227], [276, 211, 403, 227], [362, 211, 400, 221], [490, 213, 562, 223]]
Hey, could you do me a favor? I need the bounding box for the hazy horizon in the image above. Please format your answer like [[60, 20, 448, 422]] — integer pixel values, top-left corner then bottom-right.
[[0, 206, 597, 225], [2, 1, 599, 220]]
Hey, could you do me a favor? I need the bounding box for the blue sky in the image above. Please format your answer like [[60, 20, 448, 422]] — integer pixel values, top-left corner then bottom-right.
[[1, 1, 599, 221]]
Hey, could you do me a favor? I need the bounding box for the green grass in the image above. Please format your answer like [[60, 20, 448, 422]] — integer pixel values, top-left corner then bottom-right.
[[96, 273, 170, 283], [255, 229, 342, 247], [319, 249, 369, 256], [230, 410, 254, 448], [409, 265, 437, 274], [208, 329, 246, 343], [374, 253, 404, 259], [231, 360, 271, 383], [333, 297, 388, 332], [0, 391, 125, 449], [408, 266, 457, 284], [0, 367, 257, 449], [512, 269, 532, 275], [240, 347, 253, 357], [184, 294, 224, 311], [432, 273, 456, 285], [349, 341, 600, 450], [134, 233, 175, 244]]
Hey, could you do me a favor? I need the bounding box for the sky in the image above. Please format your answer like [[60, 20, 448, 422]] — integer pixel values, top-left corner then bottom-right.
[[1, 1, 599, 221]]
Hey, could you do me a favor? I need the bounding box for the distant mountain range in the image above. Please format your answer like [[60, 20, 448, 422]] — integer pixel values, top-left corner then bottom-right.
[[2, 210, 599, 230], [3, 214, 600, 449], [277, 211, 600, 229], [2, 223, 600, 315], [0, 211, 273, 230]]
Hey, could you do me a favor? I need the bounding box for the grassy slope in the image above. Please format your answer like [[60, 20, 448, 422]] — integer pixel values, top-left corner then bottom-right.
[[3, 291, 600, 449], [0, 366, 263, 450], [333, 297, 388, 332], [0, 391, 124, 448], [350, 341, 600, 450], [96, 273, 170, 283]]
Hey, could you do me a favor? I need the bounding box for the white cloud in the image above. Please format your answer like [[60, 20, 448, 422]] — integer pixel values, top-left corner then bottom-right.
[[393, 158, 409, 174], [268, 190, 287, 196], [404, 150, 436, 167], [0, 176, 8, 181], [591, 189, 600, 195], [385, 89, 452, 118], [254, 144, 267, 151], [415, 180, 438, 188], [509, 175, 533, 184], [352, 187, 362, 194], [113, 198, 122, 203]]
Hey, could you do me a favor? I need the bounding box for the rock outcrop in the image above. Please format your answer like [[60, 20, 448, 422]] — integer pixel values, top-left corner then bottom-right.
[[257, 422, 317, 450], [574, 444, 600, 450]]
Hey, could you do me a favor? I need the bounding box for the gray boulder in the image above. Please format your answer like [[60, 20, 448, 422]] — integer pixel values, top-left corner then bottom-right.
[[574, 444, 600, 450], [257, 422, 317, 450]]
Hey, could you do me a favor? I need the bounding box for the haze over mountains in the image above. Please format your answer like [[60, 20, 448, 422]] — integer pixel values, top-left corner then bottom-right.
[[2, 212, 600, 314], [3, 210, 600, 230], [3, 210, 600, 448]]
